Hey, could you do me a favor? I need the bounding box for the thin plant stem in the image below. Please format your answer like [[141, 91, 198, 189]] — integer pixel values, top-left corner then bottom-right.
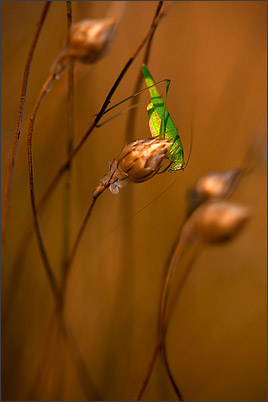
[[1, 1, 51, 252], [27, 72, 61, 305], [134, 335, 163, 401], [134, 234, 189, 401], [158, 236, 189, 335], [160, 242, 202, 401], [162, 242, 201, 329], [62, 0, 74, 280], [161, 340, 183, 401]]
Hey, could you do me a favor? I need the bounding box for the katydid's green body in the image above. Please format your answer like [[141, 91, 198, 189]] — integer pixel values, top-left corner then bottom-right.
[[142, 64, 184, 172]]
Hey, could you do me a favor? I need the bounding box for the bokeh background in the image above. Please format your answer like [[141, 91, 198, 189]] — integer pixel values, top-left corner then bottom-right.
[[1, 1, 267, 401]]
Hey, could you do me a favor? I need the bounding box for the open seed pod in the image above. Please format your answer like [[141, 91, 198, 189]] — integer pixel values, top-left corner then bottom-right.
[[93, 138, 172, 197], [183, 200, 251, 244]]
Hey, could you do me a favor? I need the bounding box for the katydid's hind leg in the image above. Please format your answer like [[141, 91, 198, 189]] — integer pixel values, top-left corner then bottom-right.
[[159, 79, 171, 138], [98, 78, 170, 129], [96, 101, 146, 128], [102, 78, 170, 117]]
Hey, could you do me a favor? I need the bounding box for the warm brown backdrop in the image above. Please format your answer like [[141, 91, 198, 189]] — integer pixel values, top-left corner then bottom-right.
[[1, 1, 267, 401]]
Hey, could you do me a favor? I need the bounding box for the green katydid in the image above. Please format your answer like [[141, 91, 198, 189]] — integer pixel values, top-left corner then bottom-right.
[[99, 64, 185, 173], [142, 64, 184, 172]]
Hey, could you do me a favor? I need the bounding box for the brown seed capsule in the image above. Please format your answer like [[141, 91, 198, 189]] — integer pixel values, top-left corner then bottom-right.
[[67, 18, 116, 63], [51, 18, 116, 77], [183, 200, 251, 243], [188, 169, 242, 210], [93, 138, 172, 196]]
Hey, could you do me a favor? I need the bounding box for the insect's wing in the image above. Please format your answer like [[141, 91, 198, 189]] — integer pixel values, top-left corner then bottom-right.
[[142, 64, 165, 131], [147, 102, 161, 137], [142, 64, 185, 171]]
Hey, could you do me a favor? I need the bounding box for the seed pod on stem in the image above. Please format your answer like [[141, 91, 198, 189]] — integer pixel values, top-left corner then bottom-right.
[[188, 169, 243, 211], [52, 18, 116, 77], [183, 200, 251, 244], [93, 138, 172, 197]]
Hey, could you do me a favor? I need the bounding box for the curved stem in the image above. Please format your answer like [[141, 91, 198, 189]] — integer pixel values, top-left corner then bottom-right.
[[62, 0, 74, 280], [158, 235, 188, 335], [27, 72, 60, 304], [160, 242, 201, 401], [161, 340, 184, 401], [134, 227, 198, 401], [134, 236, 188, 401], [134, 335, 163, 401], [2, 1, 51, 252]]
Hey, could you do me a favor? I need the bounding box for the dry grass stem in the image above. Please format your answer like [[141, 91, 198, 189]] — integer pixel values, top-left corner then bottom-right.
[[27, 72, 60, 304], [62, 0, 74, 280], [1, 1, 51, 252]]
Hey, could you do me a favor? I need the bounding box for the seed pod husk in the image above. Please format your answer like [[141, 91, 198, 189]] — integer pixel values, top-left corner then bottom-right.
[[52, 18, 116, 77], [183, 200, 251, 244], [93, 138, 172, 196], [67, 18, 116, 63], [188, 169, 242, 210]]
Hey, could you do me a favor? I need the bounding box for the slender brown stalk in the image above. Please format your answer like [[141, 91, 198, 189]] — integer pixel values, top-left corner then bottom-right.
[[1, 1, 51, 252], [134, 335, 163, 401], [62, 0, 74, 279], [162, 242, 201, 330], [161, 340, 183, 400], [134, 234, 189, 401], [158, 235, 190, 336], [160, 243, 201, 401], [27, 72, 60, 304]]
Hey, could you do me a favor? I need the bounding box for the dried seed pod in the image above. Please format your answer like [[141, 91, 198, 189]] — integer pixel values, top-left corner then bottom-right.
[[52, 18, 116, 77], [183, 200, 251, 243], [188, 169, 242, 210], [93, 138, 172, 197], [67, 18, 116, 63]]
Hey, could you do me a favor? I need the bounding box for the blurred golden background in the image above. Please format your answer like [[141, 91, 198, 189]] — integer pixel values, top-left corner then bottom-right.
[[1, 1, 267, 401]]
